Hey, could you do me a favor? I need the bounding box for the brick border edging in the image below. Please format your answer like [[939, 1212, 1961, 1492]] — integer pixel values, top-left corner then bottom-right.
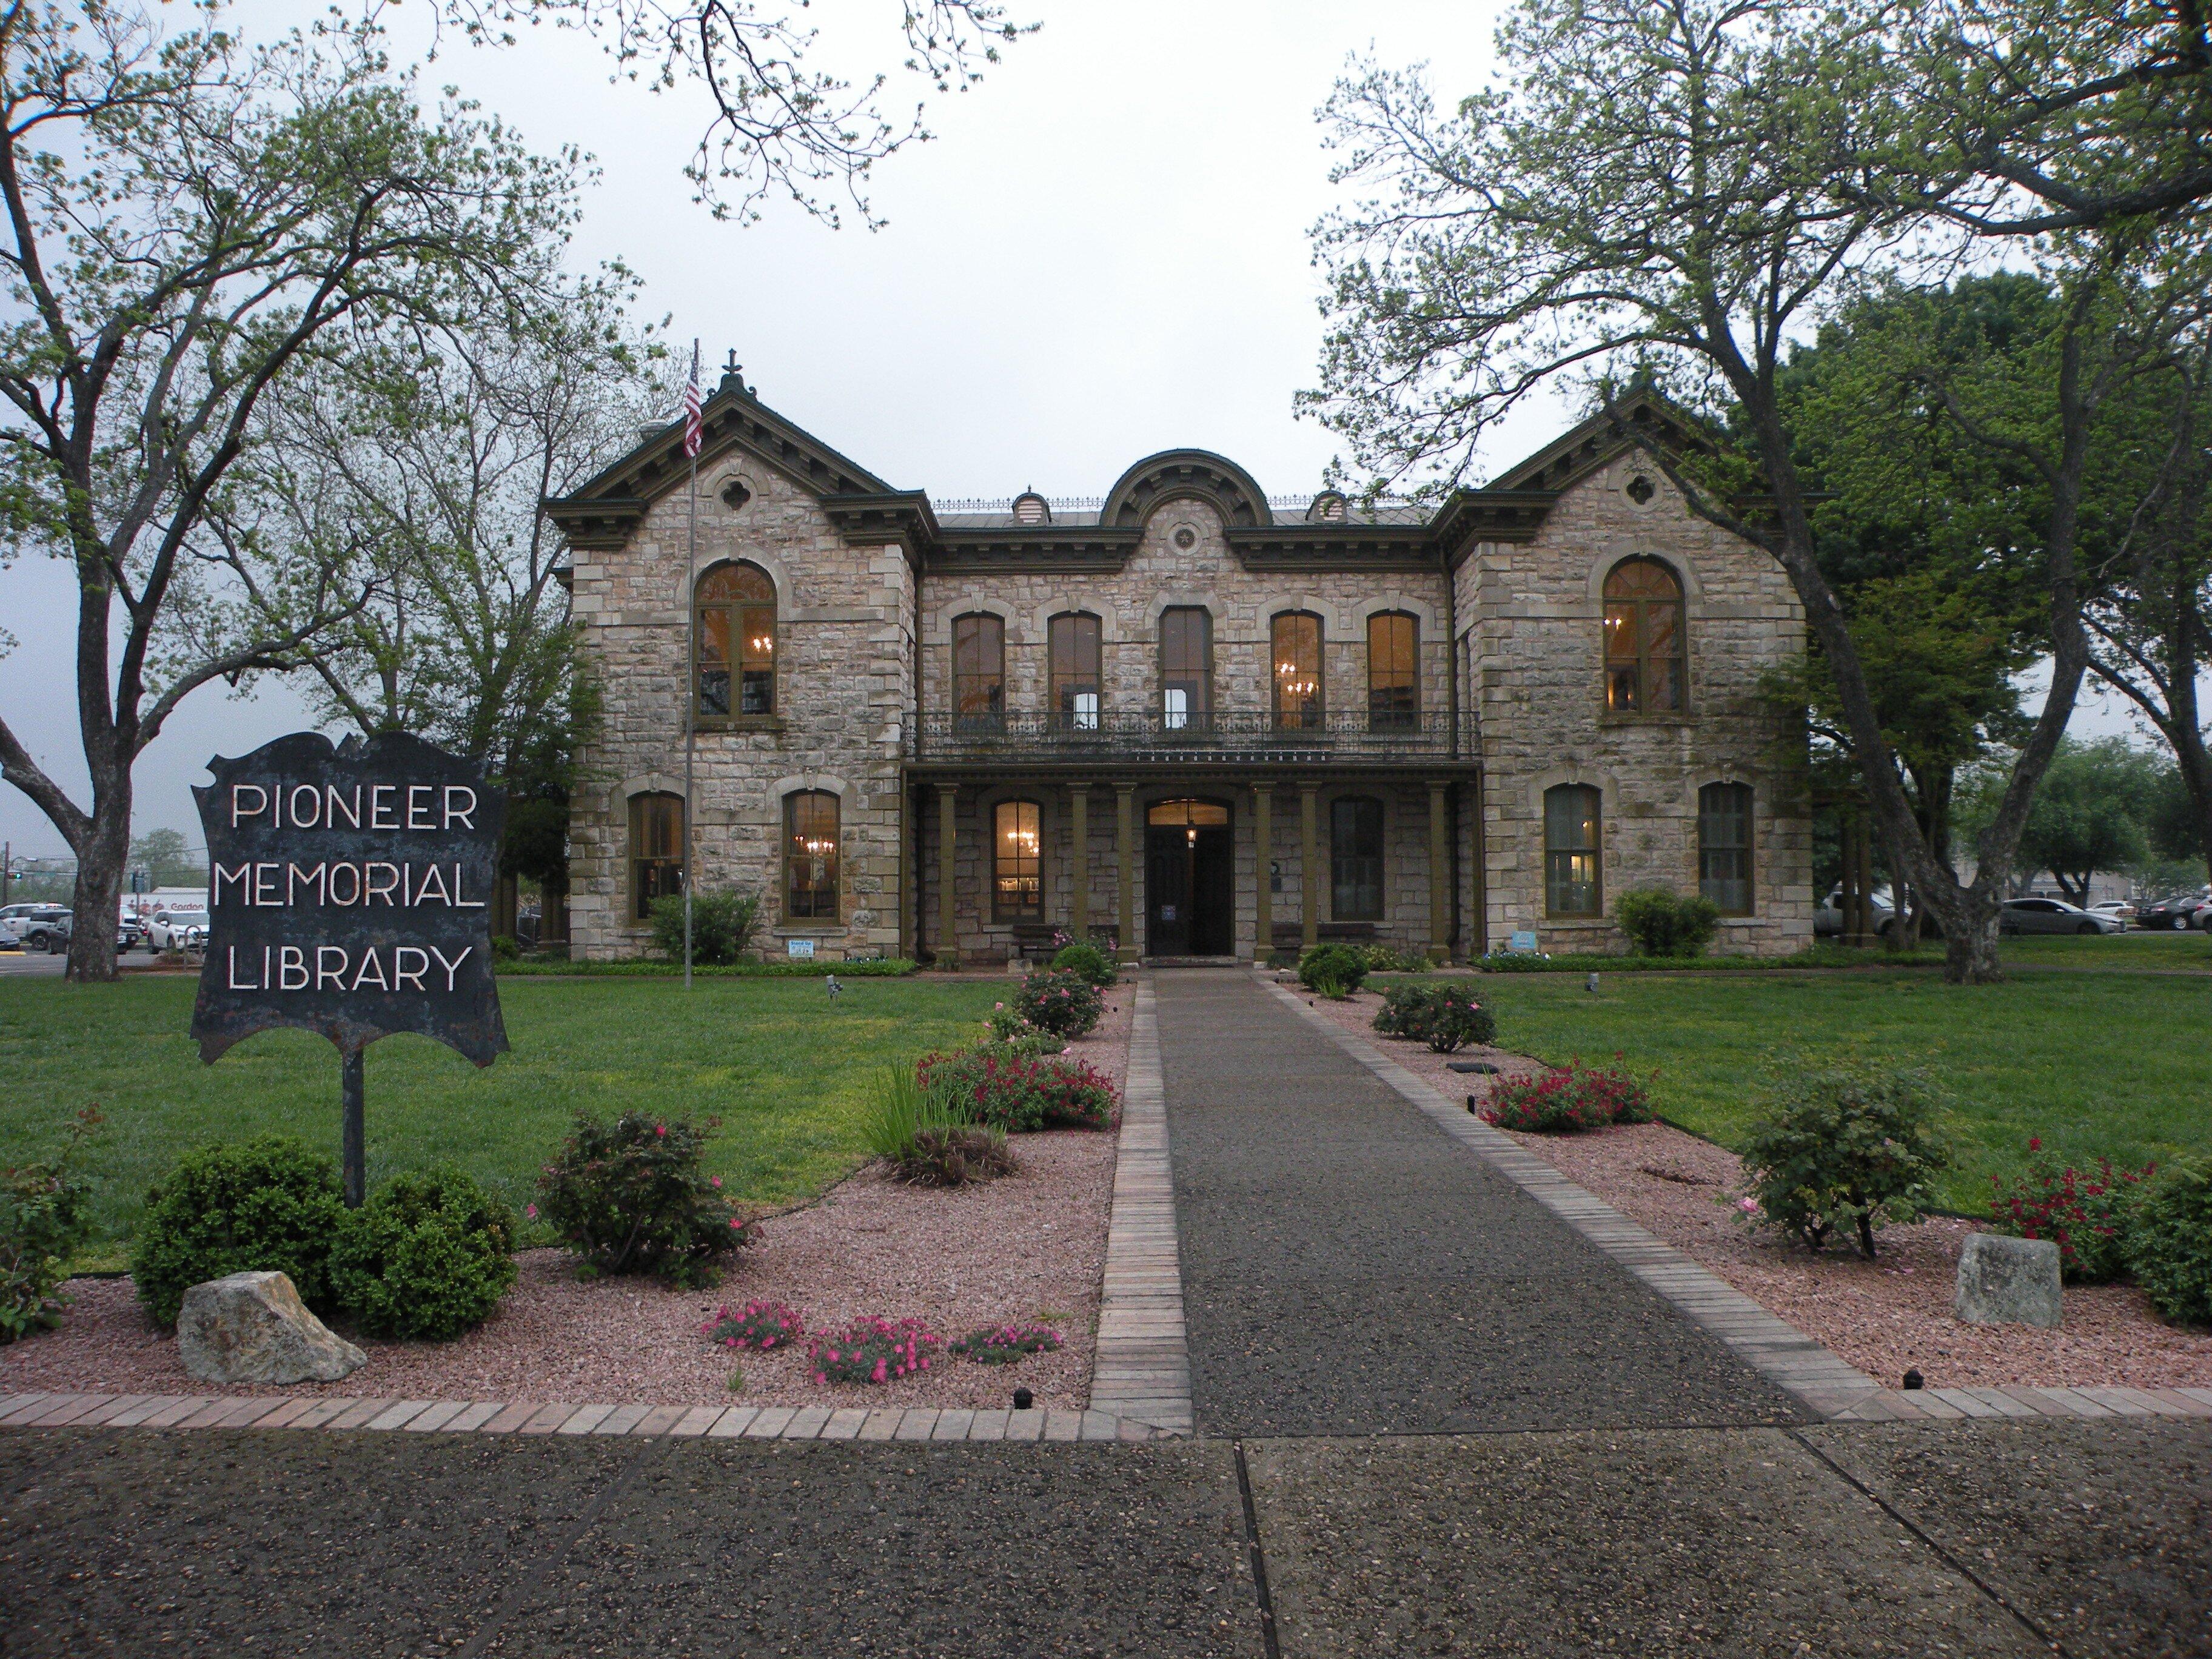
[[1085, 976, 1195, 1436], [1258, 974, 1896, 1417]]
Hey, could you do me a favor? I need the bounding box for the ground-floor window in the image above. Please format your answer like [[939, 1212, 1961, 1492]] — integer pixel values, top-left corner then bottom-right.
[[994, 799, 1042, 922], [629, 791, 684, 920], [1544, 784, 1601, 916], [1698, 781, 1754, 914], [1330, 796, 1384, 920], [785, 790, 841, 921]]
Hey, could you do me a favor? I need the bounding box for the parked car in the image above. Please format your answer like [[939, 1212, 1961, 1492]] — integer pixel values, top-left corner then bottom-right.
[[1999, 896, 2123, 935], [2131, 895, 2210, 931], [2089, 899, 2136, 927], [0, 904, 71, 951], [1813, 885, 1900, 940], [146, 898, 210, 950], [115, 908, 145, 950]]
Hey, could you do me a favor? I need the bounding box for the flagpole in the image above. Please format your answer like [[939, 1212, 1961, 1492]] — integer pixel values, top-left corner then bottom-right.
[[682, 339, 699, 992]]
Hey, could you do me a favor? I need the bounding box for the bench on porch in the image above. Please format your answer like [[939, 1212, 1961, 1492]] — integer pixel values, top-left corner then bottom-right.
[[1008, 922, 1119, 965], [1269, 921, 1378, 951]]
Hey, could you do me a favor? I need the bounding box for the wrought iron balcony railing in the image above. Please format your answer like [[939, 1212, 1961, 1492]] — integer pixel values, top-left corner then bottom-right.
[[911, 708, 1466, 763]]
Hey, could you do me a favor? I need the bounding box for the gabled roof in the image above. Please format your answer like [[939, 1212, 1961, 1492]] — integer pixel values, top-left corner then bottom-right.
[[1486, 387, 1716, 496]]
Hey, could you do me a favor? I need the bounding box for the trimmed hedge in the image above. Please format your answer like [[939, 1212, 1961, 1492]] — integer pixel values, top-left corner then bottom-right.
[[328, 1164, 518, 1339], [133, 1138, 351, 1329]]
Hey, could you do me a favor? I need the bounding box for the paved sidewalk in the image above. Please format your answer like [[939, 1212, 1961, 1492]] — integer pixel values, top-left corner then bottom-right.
[[1155, 970, 1799, 1436]]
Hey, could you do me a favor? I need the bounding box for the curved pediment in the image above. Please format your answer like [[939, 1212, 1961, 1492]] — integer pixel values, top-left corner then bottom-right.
[[1101, 450, 1272, 530]]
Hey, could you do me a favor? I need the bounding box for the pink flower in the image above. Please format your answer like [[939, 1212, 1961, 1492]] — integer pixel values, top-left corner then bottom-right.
[[728, 1216, 743, 1230], [711, 1176, 722, 1188], [525, 1203, 538, 1219], [655, 1124, 667, 1138]]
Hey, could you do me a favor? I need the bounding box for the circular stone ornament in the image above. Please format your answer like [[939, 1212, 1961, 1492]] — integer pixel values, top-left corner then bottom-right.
[[1173, 525, 1198, 551]]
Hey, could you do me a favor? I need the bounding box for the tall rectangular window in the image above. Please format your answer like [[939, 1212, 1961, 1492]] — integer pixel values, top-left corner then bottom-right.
[[629, 792, 684, 921], [952, 614, 1004, 731], [785, 791, 840, 921], [1698, 781, 1754, 914], [1330, 796, 1384, 921], [1544, 785, 1601, 917], [1160, 607, 1212, 731], [994, 799, 1042, 921], [1603, 558, 1686, 713], [1050, 613, 1101, 731], [695, 562, 777, 717], [1367, 612, 1418, 730], [1272, 612, 1324, 730]]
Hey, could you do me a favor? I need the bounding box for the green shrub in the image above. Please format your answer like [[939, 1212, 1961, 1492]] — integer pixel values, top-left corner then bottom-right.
[[133, 1137, 352, 1329], [1355, 943, 1433, 974], [490, 934, 521, 962], [1014, 968, 1103, 1037], [0, 1107, 103, 1344], [984, 1001, 1067, 1057], [1614, 888, 1721, 957], [1298, 942, 1369, 997], [916, 1048, 1118, 1132], [860, 1063, 1017, 1186], [646, 887, 762, 966], [1372, 984, 1496, 1051], [1736, 1065, 1951, 1259], [1050, 940, 1118, 988], [1988, 1139, 2155, 1284], [328, 1164, 518, 1340], [2130, 1161, 2212, 1327], [534, 1112, 748, 1287], [1480, 1062, 1653, 1131]]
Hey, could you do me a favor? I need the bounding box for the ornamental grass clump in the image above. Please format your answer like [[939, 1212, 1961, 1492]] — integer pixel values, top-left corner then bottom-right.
[[534, 1112, 749, 1288], [1481, 1061, 1654, 1132], [809, 1315, 940, 1385], [1734, 1064, 1951, 1259], [916, 1048, 1117, 1133], [1372, 984, 1495, 1052], [1989, 1138, 2154, 1284], [949, 1322, 1063, 1364], [1014, 968, 1103, 1037], [702, 1299, 805, 1352], [860, 1063, 1018, 1185]]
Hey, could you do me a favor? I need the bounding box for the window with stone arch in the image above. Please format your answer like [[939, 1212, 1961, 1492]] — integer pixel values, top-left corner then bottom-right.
[[629, 791, 684, 921], [695, 561, 776, 717], [993, 799, 1044, 922], [1603, 557, 1686, 713], [1049, 612, 1101, 731], [1544, 784, 1602, 917], [1698, 781, 1755, 915], [1272, 611, 1325, 729], [952, 612, 1005, 731], [1367, 611, 1418, 730], [784, 790, 841, 922], [1159, 606, 1213, 730]]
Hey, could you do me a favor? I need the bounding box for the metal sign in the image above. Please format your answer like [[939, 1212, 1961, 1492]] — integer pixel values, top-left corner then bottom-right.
[[190, 732, 509, 1202]]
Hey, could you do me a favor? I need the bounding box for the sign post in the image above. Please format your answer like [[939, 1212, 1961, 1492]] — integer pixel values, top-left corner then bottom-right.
[[191, 731, 509, 1205]]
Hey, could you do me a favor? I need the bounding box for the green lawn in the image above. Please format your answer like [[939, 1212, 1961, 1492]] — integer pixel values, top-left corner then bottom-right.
[[1470, 970, 2211, 1212], [0, 976, 1004, 1260]]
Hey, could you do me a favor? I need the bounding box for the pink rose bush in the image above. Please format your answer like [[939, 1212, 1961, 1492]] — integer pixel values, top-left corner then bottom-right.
[[1481, 1060, 1654, 1133]]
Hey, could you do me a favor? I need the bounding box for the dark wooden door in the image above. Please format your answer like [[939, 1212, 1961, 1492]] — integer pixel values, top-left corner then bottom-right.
[[1190, 825, 1234, 955], [1146, 826, 1191, 956]]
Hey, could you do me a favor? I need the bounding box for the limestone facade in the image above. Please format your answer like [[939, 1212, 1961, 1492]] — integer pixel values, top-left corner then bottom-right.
[[551, 381, 1812, 964]]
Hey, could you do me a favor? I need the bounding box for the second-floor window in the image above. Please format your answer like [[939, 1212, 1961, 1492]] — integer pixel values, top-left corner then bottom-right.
[[695, 561, 776, 717], [1160, 606, 1212, 730], [1367, 612, 1417, 730], [1050, 612, 1101, 731], [1273, 611, 1324, 729], [953, 613, 1005, 729], [1604, 557, 1686, 712]]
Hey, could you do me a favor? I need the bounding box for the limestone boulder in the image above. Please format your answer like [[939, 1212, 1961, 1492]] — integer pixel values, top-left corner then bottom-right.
[[1954, 1233, 2063, 1329], [176, 1270, 366, 1384]]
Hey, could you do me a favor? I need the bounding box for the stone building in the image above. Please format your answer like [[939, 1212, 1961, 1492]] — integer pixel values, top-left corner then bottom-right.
[[547, 365, 1812, 965]]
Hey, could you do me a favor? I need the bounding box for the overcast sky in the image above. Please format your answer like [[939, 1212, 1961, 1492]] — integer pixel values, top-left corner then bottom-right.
[[0, 0, 2147, 860]]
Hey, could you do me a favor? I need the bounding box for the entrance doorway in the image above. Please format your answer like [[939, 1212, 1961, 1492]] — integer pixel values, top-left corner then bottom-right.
[[1146, 798, 1234, 956]]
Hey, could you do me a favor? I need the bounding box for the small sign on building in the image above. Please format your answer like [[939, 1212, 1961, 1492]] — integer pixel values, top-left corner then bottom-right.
[[1508, 928, 1540, 954], [786, 936, 816, 959]]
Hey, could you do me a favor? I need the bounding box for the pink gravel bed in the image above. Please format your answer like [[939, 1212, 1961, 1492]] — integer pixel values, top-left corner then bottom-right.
[[0, 990, 1134, 1412], [1300, 980, 2212, 1392]]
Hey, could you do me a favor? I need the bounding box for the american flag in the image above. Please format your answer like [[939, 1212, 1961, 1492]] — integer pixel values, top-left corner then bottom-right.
[[682, 341, 702, 458]]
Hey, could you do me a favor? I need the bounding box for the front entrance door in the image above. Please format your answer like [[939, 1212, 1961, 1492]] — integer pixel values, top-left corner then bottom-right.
[[1146, 798, 1234, 956]]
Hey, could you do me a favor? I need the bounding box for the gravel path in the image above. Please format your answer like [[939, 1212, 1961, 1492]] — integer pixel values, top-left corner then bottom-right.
[[1304, 984, 2212, 1392], [1155, 969, 1798, 1436], [0, 991, 1134, 1412]]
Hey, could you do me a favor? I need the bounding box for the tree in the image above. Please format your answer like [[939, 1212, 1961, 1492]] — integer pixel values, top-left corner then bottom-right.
[[1305, 0, 2212, 980], [126, 828, 203, 889], [1964, 737, 2163, 902], [0, 3, 581, 982]]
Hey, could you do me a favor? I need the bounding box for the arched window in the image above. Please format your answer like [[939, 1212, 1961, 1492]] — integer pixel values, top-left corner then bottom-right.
[[629, 791, 684, 921], [785, 791, 840, 921], [1330, 796, 1385, 921], [1049, 613, 1101, 731], [1159, 607, 1212, 731], [1272, 611, 1324, 730], [1603, 557, 1686, 712], [695, 562, 776, 717], [952, 613, 1005, 731], [993, 799, 1043, 922], [1367, 612, 1418, 731], [1698, 782, 1754, 915], [1544, 785, 1602, 917]]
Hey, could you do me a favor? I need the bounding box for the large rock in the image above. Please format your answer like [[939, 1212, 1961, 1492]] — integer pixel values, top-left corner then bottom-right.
[[1954, 1233, 2063, 1329], [176, 1270, 366, 1384]]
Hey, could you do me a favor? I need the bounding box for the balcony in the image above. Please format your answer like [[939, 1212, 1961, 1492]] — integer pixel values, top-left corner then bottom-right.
[[910, 708, 1467, 765]]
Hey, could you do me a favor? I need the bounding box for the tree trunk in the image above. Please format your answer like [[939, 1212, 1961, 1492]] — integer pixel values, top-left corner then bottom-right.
[[1940, 896, 2005, 983], [65, 809, 127, 984]]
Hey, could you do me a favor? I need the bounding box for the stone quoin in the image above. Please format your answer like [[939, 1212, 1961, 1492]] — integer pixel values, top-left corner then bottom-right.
[[546, 372, 1812, 965]]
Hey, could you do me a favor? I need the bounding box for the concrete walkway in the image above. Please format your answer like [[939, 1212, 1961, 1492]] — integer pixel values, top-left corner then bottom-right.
[[1155, 970, 1799, 1436]]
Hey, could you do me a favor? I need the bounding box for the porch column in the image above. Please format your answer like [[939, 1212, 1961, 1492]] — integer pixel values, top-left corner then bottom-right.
[[1428, 779, 1451, 962], [1068, 785, 1090, 943], [1252, 780, 1274, 965], [935, 782, 959, 970], [1470, 769, 1489, 959], [1114, 782, 1137, 964], [1299, 781, 1319, 953]]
